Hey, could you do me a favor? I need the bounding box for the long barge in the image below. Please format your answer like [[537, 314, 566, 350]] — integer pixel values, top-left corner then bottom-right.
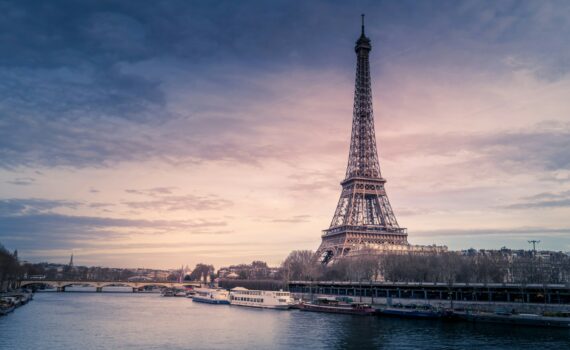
[[298, 298, 375, 315]]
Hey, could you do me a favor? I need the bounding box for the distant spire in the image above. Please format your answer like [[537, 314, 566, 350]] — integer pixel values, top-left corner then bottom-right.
[[361, 14, 365, 36], [69, 253, 74, 267]]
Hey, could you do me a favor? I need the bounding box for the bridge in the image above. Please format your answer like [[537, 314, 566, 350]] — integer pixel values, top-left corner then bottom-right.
[[19, 279, 202, 292]]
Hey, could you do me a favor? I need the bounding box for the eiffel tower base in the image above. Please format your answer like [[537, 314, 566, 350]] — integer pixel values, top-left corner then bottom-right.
[[316, 230, 408, 264]]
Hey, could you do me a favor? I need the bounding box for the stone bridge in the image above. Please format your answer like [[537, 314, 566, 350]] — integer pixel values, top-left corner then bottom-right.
[[19, 279, 202, 292]]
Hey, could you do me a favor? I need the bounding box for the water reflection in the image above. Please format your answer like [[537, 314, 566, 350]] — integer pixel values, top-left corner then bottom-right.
[[0, 289, 568, 349]]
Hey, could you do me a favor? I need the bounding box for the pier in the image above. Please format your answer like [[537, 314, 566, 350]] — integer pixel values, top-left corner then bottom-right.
[[289, 281, 570, 313]]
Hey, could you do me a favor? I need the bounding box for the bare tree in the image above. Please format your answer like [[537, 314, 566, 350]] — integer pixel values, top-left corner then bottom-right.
[[281, 250, 318, 281]]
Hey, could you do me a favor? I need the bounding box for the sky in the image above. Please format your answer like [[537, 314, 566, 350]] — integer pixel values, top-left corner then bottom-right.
[[1, 0, 569, 269]]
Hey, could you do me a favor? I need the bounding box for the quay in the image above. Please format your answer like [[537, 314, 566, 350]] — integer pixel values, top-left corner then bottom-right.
[[289, 281, 570, 314], [18, 279, 201, 293]]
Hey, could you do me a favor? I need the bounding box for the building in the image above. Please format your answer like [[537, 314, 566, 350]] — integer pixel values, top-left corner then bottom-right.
[[316, 16, 446, 263]]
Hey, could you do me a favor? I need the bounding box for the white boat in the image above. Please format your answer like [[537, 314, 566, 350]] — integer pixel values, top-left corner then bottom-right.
[[229, 287, 293, 309], [192, 288, 230, 305]]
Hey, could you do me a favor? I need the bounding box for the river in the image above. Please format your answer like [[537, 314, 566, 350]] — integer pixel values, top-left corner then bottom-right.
[[1, 288, 569, 349]]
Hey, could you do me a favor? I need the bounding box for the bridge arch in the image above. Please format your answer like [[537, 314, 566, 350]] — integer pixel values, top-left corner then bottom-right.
[[20, 281, 58, 289]]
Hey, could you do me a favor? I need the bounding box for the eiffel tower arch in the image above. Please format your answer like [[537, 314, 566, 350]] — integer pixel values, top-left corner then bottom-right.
[[317, 16, 408, 264]]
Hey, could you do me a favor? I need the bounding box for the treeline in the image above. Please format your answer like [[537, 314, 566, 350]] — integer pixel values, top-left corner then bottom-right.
[[280, 249, 570, 284], [0, 244, 22, 291], [186, 263, 215, 281], [25, 263, 141, 281], [21, 261, 177, 282]]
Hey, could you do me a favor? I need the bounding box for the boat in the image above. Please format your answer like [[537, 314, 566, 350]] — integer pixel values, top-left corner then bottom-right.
[[192, 288, 230, 305], [298, 297, 375, 315], [377, 305, 446, 319], [229, 287, 294, 309], [161, 288, 186, 297], [0, 304, 15, 316], [0, 299, 16, 316]]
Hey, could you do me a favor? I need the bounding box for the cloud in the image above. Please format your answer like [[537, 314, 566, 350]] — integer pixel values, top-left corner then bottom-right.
[[414, 226, 570, 238], [122, 187, 233, 211], [505, 190, 570, 209], [0, 197, 229, 252], [0, 212, 228, 251], [125, 187, 177, 196], [6, 177, 35, 186], [1, 1, 570, 266], [271, 215, 312, 224], [88, 202, 115, 209], [124, 194, 233, 212], [1, 1, 567, 171], [381, 124, 570, 173], [287, 169, 342, 193], [0, 198, 80, 216]]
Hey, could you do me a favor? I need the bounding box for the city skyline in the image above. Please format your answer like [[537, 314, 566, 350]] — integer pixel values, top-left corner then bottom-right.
[[1, 1, 570, 269]]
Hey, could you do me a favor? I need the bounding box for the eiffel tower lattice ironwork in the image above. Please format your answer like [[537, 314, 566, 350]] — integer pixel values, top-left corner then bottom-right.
[[317, 15, 407, 264]]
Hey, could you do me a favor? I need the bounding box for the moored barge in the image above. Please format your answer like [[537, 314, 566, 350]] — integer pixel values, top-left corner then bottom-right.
[[298, 298, 375, 315]]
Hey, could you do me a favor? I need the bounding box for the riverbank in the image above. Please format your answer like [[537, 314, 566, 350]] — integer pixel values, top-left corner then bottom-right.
[[295, 292, 570, 328], [293, 292, 570, 315]]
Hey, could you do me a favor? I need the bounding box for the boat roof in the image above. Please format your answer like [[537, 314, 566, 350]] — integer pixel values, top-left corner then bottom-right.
[[231, 287, 249, 291]]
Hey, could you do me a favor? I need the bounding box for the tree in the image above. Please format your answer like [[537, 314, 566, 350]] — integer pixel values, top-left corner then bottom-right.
[[189, 263, 215, 281], [0, 243, 22, 291], [281, 250, 318, 281]]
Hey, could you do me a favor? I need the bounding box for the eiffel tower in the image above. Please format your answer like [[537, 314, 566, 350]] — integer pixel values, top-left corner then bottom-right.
[[317, 15, 408, 264]]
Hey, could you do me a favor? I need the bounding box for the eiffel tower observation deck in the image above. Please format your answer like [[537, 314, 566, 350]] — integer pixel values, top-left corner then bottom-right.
[[317, 16, 409, 264]]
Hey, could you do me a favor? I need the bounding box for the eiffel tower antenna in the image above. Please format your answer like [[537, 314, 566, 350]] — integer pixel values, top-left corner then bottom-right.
[[316, 16, 407, 264]]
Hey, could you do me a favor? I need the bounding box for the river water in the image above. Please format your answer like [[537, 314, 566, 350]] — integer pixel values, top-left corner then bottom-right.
[[1, 288, 569, 349]]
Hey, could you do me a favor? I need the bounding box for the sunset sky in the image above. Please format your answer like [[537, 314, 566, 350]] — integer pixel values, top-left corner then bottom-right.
[[1, 0, 570, 269]]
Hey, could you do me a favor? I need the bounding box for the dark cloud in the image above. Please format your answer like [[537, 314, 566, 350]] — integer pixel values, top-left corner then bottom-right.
[[88, 202, 115, 209], [0, 198, 229, 251], [505, 190, 570, 209], [0, 212, 228, 251], [6, 177, 35, 186], [382, 125, 570, 172], [125, 187, 177, 196], [0, 1, 567, 170], [0, 198, 80, 216]]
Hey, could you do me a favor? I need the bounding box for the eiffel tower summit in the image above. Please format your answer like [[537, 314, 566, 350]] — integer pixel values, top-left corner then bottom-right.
[[316, 16, 445, 263]]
